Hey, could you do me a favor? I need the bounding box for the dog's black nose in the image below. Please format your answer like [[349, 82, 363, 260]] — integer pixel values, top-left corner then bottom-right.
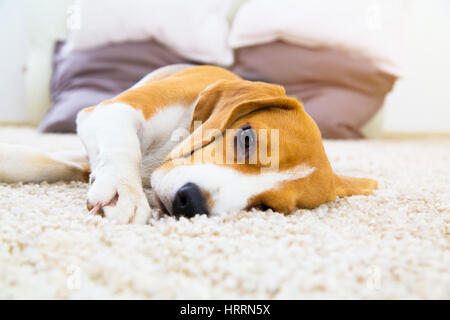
[[172, 183, 209, 217]]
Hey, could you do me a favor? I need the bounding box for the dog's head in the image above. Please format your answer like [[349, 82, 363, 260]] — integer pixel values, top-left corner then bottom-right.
[[151, 79, 377, 217]]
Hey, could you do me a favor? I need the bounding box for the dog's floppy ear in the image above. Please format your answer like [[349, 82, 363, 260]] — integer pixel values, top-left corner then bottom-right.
[[168, 79, 297, 160], [189, 79, 290, 132], [333, 174, 378, 198]]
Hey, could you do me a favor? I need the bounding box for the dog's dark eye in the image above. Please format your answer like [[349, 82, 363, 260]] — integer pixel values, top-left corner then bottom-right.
[[234, 125, 256, 161]]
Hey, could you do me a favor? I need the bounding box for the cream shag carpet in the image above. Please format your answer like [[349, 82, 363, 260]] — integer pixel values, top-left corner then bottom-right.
[[0, 127, 448, 299]]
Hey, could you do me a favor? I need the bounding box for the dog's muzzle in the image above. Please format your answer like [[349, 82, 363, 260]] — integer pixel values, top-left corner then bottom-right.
[[172, 182, 209, 217]]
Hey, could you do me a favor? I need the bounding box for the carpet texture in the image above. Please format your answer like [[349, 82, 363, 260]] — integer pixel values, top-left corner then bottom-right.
[[0, 127, 448, 299]]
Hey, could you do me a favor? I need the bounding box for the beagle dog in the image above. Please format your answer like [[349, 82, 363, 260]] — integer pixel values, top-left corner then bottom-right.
[[0, 65, 377, 223]]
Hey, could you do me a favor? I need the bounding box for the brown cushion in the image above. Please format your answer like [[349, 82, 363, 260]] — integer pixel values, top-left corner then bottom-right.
[[40, 40, 196, 133], [41, 40, 396, 138], [231, 41, 397, 138]]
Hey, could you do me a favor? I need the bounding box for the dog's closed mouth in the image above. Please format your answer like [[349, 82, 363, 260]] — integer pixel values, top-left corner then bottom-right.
[[245, 203, 274, 212]]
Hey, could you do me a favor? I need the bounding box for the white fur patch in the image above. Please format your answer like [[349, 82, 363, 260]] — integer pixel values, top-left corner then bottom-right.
[[140, 104, 194, 182], [151, 164, 315, 216], [76, 102, 152, 223], [0, 143, 87, 183]]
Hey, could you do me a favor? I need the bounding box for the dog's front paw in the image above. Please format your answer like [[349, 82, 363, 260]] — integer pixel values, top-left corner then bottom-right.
[[87, 174, 151, 224]]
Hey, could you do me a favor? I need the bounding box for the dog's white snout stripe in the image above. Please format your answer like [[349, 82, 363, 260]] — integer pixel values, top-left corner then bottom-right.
[[151, 164, 315, 216]]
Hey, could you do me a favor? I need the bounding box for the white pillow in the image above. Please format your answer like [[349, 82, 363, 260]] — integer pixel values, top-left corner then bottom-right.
[[64, 0, 234, 66], [229, 0, 406, 75]]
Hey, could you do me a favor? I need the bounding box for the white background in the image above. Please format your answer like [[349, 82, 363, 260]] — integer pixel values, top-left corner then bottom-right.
[[0, 0, 449, 134]]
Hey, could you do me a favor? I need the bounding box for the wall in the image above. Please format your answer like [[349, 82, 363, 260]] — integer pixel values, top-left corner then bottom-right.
[[0, 0, 72, 125], [382, 0, 450, 133], [0, 0, 29, 123]]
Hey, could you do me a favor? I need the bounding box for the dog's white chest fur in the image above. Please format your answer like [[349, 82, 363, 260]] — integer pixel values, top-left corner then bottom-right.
[[140, 104, 194, 186]]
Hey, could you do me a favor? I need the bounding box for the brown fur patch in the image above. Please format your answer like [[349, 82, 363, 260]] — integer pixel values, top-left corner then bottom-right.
[[102, 66, 240, 119]]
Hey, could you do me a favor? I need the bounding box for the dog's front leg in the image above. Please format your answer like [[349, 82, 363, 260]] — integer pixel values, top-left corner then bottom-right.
[[76, 103, 151, 224]]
